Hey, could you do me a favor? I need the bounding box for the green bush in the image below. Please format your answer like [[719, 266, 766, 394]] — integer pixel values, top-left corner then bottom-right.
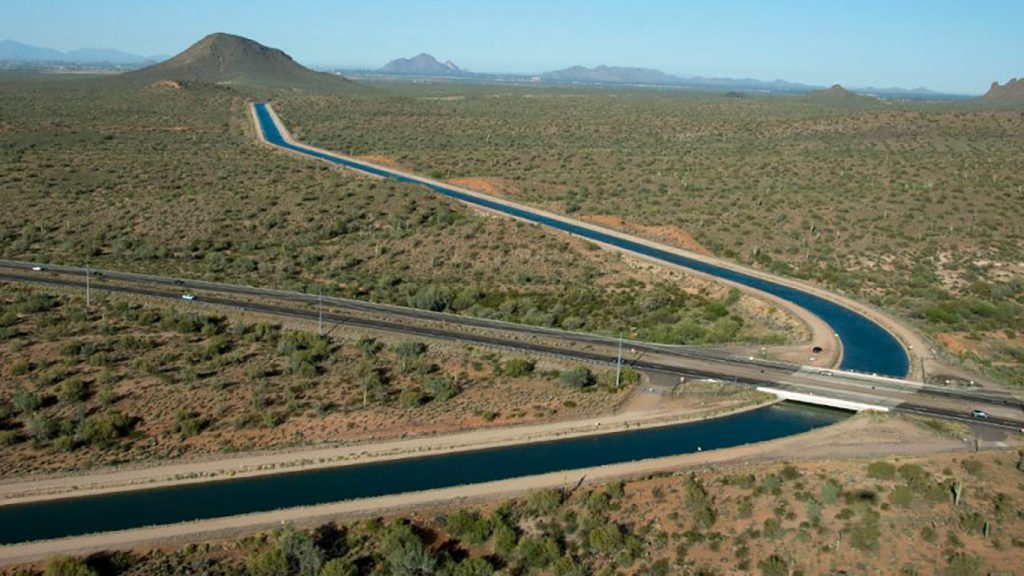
[[820, 479, 843, 505], [445, 510, 493, 545], [248, 549, 288, 576], [501, 357, 536, 377], [759, 554, 789, 576], [58, 378, 89, 404], [897, 464, 930, 488], [525, 489, 564, 517], [398, 388, 427, 408], [78, 410, 135, 447], [44, 556, 97, 576], [681, 474, 716, 530], [559, 366, 595, 389], [848, 510, 881, 551], [428, 376, 461, 402], [889, 485, 914, 508], [319, 558, 357, 576], [962, 459, 984, 477], [867, 461, 897, 480], [780, 464, 802, 480]]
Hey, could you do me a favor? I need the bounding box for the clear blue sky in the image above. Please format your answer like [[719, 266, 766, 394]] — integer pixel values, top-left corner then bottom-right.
[[2, 0, 1020, 94]]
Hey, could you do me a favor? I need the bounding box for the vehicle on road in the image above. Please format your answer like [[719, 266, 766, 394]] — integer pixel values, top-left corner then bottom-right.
[[181, 293, 197, 301], [31, 265, 43, 271], [971, 409, 989, 419], [818, 370, 834, 377]]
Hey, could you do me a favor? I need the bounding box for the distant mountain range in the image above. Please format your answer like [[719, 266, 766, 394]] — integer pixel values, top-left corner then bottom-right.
[[379, 53, 466, 76], [351, 58, 970, 99], [0, 39, 163, 65], [539, 65, 816, 93], [121, 32, 352, 93]]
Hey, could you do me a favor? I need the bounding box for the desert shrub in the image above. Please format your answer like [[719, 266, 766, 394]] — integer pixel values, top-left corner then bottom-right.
[[174, 409, 209, 438], [445, 510, 493, 545], [319, 558, 357, 576], [448, 557, 495, 576], [806, 499, 822, 527], [398, 388, 427, 408], [867, 461, 897, 480], [493, 522, 519, 556], [681, 474, 716, 530], [920, 525, 937, 543], [780, 464, 802, 480], [559, 366, 594, 389], [248, 549, 288, 576], [525, 489, 564, 517], [897, 463, 930, 488], [58, 378, 89, 404], [394, 341, 428, 373], [820, 479, 843, 505], [43, 556, 97, 576], [889, 485, 914, 508], [0, 430, 20, 446], [12, 389, 43, 414], [946, 553, 985, 576], [501, 357, 536, 377], [761, 473, 783, 495], [25, 413, 59, 443], [516, 536, 561, 569], [961, 459, 984, 477], [587, 521, 624, 555], [848, 510, 881, 551], [380, 521, 437, 576], [759, 554, 789, 576], [78, 410, 135, 447], [427, 376, 461, 402]]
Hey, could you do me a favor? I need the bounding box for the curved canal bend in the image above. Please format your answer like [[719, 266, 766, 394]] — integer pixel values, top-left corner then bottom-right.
[[0, 403, 844, 545], [253, 103, 909, 378]]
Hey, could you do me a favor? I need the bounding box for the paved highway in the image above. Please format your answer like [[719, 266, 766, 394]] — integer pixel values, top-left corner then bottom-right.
[[3, 265, 1021, 431]]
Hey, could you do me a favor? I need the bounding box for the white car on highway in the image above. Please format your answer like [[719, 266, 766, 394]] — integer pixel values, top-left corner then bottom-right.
[[31, 265, 43, 271], [181, 293, 197, 301]]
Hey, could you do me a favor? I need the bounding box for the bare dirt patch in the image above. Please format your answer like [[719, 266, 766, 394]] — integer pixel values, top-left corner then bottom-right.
[[352, 154, 405, 170], [446, 177, 520, 199], [583, 214, 713, 256]]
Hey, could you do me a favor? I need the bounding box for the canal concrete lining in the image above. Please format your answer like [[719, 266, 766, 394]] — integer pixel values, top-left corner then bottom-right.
[[250, 102, 911, 378]]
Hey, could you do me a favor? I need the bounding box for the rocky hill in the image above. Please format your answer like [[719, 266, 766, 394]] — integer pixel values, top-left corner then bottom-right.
[[121, 32, 351, 92], [806, 84, 871, 102], [979, 78, 1024, 102]]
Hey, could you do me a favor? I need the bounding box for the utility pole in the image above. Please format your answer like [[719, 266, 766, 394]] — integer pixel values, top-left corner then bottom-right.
[[614, 333, 623, 390], [317, 288, 324, 336]]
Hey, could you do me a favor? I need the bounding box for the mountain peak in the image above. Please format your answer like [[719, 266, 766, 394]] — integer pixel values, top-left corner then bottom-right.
[[121, 32, 351, 92], [807, 84, 867, 101], [980, 78, 1024, 101], [380, 53, 465, 76]]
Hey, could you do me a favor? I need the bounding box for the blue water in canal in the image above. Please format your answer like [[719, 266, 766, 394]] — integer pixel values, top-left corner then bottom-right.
[[0, 403, 843, 544], [253, 103, 908, 378]]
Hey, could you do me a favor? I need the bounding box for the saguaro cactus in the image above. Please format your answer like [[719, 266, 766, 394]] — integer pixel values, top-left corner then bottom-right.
[[952, 480, 963, 506]]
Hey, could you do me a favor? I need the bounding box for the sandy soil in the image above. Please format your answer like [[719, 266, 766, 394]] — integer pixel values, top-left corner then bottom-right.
[[583, 214, 713, 256], [445, 177, 519, 199], [352, 154, 404, 171], [0, 412, 981, 566]]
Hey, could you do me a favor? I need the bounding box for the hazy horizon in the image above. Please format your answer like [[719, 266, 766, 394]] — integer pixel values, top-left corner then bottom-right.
[[2, 0, 1022, 94]]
